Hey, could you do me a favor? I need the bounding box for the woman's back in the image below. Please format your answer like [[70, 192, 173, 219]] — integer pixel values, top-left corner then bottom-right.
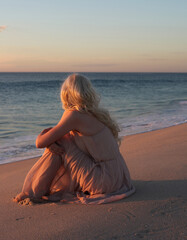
[[71, 126, 121, 163], [72, 110, 106, 136]]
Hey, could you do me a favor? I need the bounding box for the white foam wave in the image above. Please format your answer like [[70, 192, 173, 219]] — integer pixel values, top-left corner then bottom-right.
[[0, 134, 43, 164], [119, 113, 187, 137]]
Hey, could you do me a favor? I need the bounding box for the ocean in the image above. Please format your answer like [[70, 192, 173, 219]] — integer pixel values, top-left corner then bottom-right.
[[0, 72, 187, 164]]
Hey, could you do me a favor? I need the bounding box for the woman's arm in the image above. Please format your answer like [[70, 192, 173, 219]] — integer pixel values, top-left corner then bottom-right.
[[35, 110, 78, 148]]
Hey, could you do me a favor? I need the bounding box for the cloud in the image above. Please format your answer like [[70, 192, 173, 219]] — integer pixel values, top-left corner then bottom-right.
[[0, 25, 7, 32]]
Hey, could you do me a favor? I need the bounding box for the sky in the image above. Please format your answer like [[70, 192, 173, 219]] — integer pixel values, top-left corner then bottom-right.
[[0, 0, 187, 72]]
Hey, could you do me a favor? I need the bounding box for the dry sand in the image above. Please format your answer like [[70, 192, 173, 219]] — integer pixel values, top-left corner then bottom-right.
[[0, 123, 186, 240]]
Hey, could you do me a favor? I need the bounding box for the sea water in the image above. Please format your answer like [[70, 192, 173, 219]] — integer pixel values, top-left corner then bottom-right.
[[0, 72, 187, 164]]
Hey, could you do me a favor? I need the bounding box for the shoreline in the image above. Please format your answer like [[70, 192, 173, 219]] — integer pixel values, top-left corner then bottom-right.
[[0, 123, 186, 239], [1, 122, 187, 166], [122, 121, 187, 136]]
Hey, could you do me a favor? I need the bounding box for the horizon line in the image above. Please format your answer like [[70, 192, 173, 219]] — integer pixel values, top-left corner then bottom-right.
[[0, 71, 187, 74]]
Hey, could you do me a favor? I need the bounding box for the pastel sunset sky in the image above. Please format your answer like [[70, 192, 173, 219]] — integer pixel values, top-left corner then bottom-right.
[[0, 0, 187, 72]]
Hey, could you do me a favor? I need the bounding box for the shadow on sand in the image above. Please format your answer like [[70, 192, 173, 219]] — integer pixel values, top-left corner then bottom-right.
[[117, 179, 187, 203]]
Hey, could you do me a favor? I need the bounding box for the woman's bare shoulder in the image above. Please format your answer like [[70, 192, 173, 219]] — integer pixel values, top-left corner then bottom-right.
[[63, 109, 84, 120], [63, 109, 104, 133], [69, 110, 105, 135], [61, 109, 84, 127]]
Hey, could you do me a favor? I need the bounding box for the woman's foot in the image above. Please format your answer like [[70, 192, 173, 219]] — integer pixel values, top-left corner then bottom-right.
[[13, 192, 46, 204], [13, 192, 29, 202]]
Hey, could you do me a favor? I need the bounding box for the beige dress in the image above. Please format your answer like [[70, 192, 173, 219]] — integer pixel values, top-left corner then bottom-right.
[[18, 126, 135, 204]]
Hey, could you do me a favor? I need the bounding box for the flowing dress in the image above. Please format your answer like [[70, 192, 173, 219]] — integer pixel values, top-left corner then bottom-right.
[[17, 126, 135, 204]]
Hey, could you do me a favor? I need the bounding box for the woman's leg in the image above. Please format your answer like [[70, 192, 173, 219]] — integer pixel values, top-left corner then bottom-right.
[[14, 148, 62, 202]]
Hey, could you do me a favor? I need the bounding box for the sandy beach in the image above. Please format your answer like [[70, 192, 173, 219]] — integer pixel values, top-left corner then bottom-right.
[[0, 123, 186, 240]]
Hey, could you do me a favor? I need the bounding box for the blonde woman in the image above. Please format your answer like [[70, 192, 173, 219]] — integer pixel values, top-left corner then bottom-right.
[[14, 74, 135, 204]]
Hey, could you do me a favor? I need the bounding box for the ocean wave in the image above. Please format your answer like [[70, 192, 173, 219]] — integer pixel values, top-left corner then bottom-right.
[[119, 113, 187, 137], [1, 79, 62, 87], [179, 101, 187, 105], [0, 137, 44, 164]]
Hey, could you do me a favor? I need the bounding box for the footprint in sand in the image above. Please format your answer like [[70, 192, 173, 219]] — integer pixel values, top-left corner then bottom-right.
[[122, 210, 136, 221], [132, 226, 170, 239], [108, 207, 136, 221], [150, 198, 187, 217], [15, 217, 25, 221]]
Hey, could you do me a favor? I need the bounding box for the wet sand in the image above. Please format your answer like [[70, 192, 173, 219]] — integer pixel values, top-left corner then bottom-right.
[[0, 123, 187, 240]]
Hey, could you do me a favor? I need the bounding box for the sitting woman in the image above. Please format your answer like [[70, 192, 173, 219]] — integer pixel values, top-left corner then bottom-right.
[[14, 74, 135, 204]]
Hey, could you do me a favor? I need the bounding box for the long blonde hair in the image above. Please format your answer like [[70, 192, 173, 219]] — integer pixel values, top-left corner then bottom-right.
[[61, 74, 120, 142]]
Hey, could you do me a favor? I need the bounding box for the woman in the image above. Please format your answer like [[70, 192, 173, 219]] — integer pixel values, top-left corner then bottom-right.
[[14, 74, 135, 204]]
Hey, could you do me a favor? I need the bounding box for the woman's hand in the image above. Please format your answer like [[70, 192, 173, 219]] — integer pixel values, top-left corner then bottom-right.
[[40, 127, 53, 135], [35, 110, 79, 148]]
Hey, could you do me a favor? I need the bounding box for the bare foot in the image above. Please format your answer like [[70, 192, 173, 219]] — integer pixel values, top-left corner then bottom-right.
[[13, 192, 29, 202]]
